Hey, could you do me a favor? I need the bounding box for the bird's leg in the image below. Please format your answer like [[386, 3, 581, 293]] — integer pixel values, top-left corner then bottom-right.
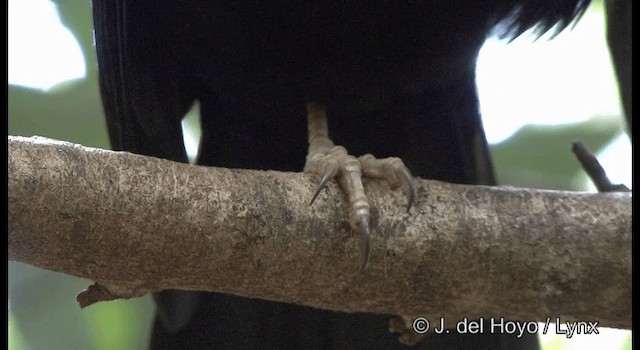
[[305, 102, 372, 270], [388, 315, 427, 346], [304, 102, 415, 271]]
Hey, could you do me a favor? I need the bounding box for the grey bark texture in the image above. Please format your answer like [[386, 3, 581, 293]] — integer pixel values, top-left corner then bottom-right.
[[8, 135, 631, 329]]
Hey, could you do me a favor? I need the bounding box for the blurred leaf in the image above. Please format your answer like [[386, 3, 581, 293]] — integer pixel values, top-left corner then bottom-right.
[[8, 83, 109, 149], [9, 262, 154, 350], [8, 309, 27, 350], [9, 262, 95, 350], [85, 298, 155, 349], [490, 115, 624, 190], [8, 0, 631, 349]]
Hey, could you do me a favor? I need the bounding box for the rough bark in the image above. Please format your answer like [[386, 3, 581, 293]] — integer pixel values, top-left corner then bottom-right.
[[8, 135, 631, 329]]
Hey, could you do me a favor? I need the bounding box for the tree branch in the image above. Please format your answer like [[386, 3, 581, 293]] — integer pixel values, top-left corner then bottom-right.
[[8, 135, 631, 329], [571, 141, 630, 192]]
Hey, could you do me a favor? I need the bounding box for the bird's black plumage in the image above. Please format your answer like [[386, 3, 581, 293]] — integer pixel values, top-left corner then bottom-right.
[[92, 1, 589, 348]]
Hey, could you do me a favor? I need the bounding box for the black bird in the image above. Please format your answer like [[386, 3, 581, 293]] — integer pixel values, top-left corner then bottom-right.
[[92, 1, 589, 349]]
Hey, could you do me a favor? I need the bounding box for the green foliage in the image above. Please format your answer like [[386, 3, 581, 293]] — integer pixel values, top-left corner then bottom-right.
[[8, 0, 630, 349], [84, 299, 154, 349], [491, 116, 625, 191]]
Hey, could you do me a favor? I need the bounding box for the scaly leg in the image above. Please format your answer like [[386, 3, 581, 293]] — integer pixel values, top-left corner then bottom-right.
[[304, 102, 415, 271]]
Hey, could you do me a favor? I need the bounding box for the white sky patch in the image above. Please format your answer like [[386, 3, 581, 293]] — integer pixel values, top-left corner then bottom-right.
[[477, 6, 630, 194], [8, 0, 629, 189], [596, 134, 632, 189], [476, 8, 621, 145], [539, 323, 630, 350], [181, 102, 203, 164], [8, 0, 86, 91], [6, 2, 632, 349]]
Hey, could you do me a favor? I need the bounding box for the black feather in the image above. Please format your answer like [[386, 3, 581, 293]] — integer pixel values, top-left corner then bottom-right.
[[92, 1, 590, 348]]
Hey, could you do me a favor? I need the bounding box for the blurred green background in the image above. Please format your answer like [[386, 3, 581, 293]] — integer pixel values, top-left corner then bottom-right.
[[8, 0, 631, 349]]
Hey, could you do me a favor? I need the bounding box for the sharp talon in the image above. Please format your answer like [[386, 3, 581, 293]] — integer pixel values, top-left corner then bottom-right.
[[310, 162, 338, 205], [397, 166, 416, 212], [359, 216, 371, 272]]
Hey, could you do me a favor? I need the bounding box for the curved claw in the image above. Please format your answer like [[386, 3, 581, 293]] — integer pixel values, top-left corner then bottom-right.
[[359, 216, 371, 272], [396, 166, 416, 212], [310, 162, 339, 205]]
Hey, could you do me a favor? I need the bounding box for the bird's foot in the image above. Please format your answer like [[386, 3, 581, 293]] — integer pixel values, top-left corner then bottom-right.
[[304, 102, 415, 271], [389, 315, 426, 346]]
